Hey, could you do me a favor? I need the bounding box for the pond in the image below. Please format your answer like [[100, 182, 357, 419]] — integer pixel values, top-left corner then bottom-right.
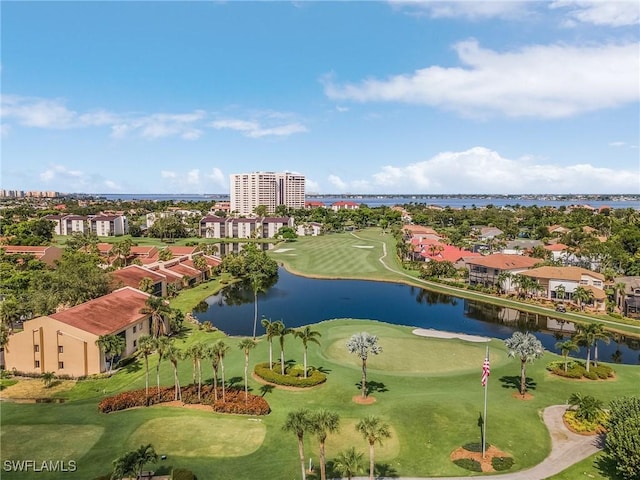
[[194, 268, 640, 365]]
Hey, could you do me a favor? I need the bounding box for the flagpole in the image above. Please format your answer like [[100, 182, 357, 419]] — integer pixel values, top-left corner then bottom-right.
[[482, 344, 489, 459]]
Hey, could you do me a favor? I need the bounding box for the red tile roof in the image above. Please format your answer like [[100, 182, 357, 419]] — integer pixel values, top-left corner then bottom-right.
[[163, 262, 201, 278], [111, 265, 166, 290], [50, 287, 150, 336], [521, 266, 605, 282], [167, 246, 198, 257], [544, 243, 569, 252], [466, 254, 540, 270]]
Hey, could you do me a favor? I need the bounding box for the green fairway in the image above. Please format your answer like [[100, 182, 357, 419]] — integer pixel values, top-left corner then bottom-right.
[[127, 413, 266, 457], [2, 319, 638, 479]]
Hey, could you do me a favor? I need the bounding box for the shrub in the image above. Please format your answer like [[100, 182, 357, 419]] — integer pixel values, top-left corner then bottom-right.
[[254, 362, 326, 388], [584, 371, 598, 380], [563, 410, 607, 434], [492, 457, 514, 471], [591, 364, 614, 379], [605, 396, 640, 480], [98, 387, 175, 413], [211, 389, 270, 416], [172, 468, 197, 480], [453, 458, 482, 472], [462, 442, 489, 453]]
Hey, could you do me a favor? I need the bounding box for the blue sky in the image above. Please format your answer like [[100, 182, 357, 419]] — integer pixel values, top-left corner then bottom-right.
[[2, 1, 639, 195]]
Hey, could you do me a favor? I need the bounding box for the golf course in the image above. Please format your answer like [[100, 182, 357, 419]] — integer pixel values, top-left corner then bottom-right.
[[1, 228, 638, 479]]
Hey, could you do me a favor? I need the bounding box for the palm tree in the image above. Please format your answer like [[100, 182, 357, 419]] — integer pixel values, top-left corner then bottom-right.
[[295, 326, 322, 378], [186, 342, 205, 401], [138, 335, 155, 403], [111, 450, 137, 480], [309, 409, 340, 480], [555, 284, 566, 302], [567, 392, 604, 423], [238, 338, 256, 404], [0, 296, 21, 333], [573, 323, 598, 372], [165, 341, 182, 401], [504, 331, 544, 397], [261, 317, 278, 370], [274, 320, 293, 375], [555, 339, 579, 372], [283, 408, 312, 480], [206, 343, 221, 402], [132, 443, 158, 479], [0, 323, 9, 354], [333, 447, 364, 480], [346, 332, 382, 399], [496, 271, 512, 294], [154, 336, 170, 401], [96, 334, 125, 374], [249, 271, 268, 340], [356, 415, 392, 480], [141, 295, 171, 337], [573, 286, 592, 311], [41, 371, 56, 388], [215, 340, 230, 403], [591, 323, 611, 367]]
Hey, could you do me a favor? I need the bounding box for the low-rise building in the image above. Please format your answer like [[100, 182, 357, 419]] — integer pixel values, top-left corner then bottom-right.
[[1, 245, 63, 267], [90, 215, 128, 236], [4, 287, 153, 377], [521, 266, 606, 310], [614, 276, 640, 319], [466, 254, 540, 290]]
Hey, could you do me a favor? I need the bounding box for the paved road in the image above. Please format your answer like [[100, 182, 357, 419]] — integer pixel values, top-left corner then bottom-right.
[[346, 405, 603, 480]]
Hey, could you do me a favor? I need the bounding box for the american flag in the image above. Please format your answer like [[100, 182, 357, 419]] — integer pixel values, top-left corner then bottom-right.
[[481, 356, 490, 387]]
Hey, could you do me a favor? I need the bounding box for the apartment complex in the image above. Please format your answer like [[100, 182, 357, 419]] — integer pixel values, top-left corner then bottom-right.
[[230, 172, 305, 215]]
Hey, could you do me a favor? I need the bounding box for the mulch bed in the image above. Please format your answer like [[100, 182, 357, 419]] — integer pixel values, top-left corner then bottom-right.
[[450, 445, 512, 472], [512, 392, 534, 400], [352, 395, 376, 405]]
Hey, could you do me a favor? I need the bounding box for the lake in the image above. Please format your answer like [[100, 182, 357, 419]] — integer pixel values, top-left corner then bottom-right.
[[194, 268, 640, 365]]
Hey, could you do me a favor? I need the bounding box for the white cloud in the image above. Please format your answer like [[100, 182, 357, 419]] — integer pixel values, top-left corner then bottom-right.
[[324, 40, 639, 118], [206, 167, 227, 190], [328, 174, 348, 191], [2, 95, 77, 128], [389, 0, 531, 20], [211, 114, 308, 138], [551, 1, 640, 26], [37, 164, 123, 192], [335, 106, 350, 112], [305, 179, 321, 193], [159, 167, 229, 192], [115, 110, 207, 140], [359, 147, 640, 194], [186, 169, 200, 185], [160, 170, 177, 179]]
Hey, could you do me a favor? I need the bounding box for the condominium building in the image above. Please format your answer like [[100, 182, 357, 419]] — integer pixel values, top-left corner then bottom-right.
[[230, 172, 305, 215]]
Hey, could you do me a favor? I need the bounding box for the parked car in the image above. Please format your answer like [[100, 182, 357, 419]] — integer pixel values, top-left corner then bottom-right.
[[555, 304, 566, 313]]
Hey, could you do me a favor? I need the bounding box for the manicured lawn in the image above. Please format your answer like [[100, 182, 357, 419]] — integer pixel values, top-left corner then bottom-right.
[[2, 319, 639, 479]]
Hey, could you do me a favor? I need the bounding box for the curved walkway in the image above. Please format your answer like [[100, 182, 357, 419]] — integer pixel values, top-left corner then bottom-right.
[[348, 405, 604, 480]]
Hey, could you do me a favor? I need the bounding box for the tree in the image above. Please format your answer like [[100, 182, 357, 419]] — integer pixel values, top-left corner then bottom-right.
[[138, 277, 155, 294], [604, 396, 640, 480], [295, 326, 321, 378], [0, 296, 22, 333], [238, 338, 256, 404], [207, 342, 221, 402], [309, 409, 340, 480], [275, 320, 293, 375], [346, 332, 382, 399], [165, 341, 182, 401], [215, 340, 230, 403], [243, 243, 278, 339], [496, 271, 512, 294], [573, 323, 599, 372], [504, 332, 544, 397], [132, 444, 158, 479], [555, 339, 579, 372], [261, 317, 279, 370], [283, 408, 312, 480], [572, 286, 592, 310], [96, 334, 125, 374], [111, 450, 137, 480], [154, 336, 171, 401], [0, 323, 9, 353], [333, 447, 364, 480], [141, 296, 171, 338], [567, 392, 604, 423], [555, 283, 566, 302], [192, 255, 209, 278], [186, 342, 205, 401], [138, 335, 155, 403], [41, 371, 56, 388], [111, 238, 133, 268], [591, 323, 611, 367], [356, 415, 392, 480]]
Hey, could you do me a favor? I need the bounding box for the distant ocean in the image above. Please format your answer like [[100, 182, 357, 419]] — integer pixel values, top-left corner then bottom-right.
[[97, 193, 639, 209]]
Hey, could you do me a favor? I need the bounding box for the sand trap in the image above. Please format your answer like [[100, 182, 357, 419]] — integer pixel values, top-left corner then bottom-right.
[[353, 245, 374, 249], [273, 248, 294, 253], [412, 328, 490, 343]]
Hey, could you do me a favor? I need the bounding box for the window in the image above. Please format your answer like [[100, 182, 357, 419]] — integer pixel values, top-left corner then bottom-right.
[[34, 360, 40, 368], [58, 345, 64, 353], [58, 362, 64, 369], [34, 345, 40, 353], [133, 325, 137, 333], [133, 339, 137, 348]]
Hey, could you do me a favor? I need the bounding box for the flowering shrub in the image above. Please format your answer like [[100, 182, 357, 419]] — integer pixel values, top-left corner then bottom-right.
[[99, 384, 269, 415], [547, 361, 613, 380], [254, 362, 327, 387]]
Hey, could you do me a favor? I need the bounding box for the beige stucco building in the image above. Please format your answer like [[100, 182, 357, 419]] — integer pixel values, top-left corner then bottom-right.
[[4, 287, 152, 377]]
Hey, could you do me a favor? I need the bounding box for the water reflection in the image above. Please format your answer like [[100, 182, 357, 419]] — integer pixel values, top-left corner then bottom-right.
[[194, 268, 640, 364]]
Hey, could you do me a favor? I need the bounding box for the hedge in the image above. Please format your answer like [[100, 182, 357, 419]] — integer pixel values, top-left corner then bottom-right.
[[453, 458, 482, 472], [492, 457, 514, 471], [547, 361, 614, 380], [254, 362, 327, 387]]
